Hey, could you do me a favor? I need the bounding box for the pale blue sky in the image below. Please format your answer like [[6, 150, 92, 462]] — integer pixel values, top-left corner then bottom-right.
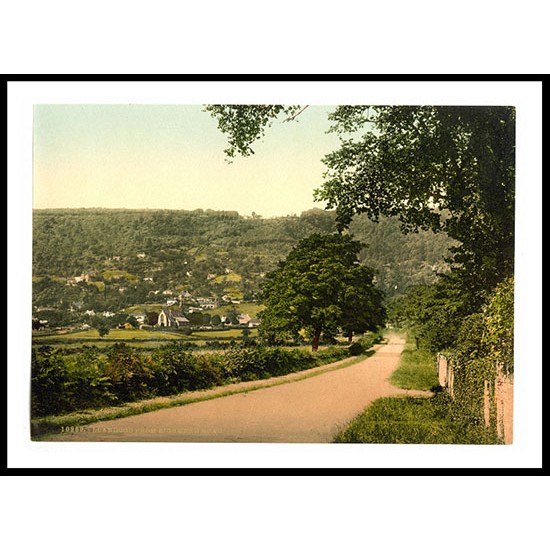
[[33, 104, 342, 217]]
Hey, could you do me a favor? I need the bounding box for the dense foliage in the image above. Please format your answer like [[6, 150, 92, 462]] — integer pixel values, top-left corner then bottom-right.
[[31, 339, 378, 417], [389, 277, 514, 434], [319, 105, 515, 313], [259, 234, 385, 350], [207, 104, 514, 309]]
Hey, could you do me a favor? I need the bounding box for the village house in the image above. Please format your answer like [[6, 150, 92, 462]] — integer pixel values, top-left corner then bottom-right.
[[66, 273, 91, 285], [131, 313, 147, 325], [156, 309, 190, 328], [32, 317, 49, 331], [248, 318, 261, 328], [197, 297, 217, 309], [238, 313, 252, 325]]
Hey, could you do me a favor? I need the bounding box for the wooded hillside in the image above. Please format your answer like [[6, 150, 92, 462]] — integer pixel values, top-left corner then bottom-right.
[[32, 207, 454, 315]]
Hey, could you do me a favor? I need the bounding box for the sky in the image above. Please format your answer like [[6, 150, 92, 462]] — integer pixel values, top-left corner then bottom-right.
[[33, 104, 342, 217]]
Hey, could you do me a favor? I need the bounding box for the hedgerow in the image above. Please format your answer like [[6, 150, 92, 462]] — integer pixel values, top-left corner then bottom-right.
[[445, 277, 514, 432], [31, 338, 366, 418]]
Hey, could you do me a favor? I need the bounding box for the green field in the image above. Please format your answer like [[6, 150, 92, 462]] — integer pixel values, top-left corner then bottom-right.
[[213, 273, 242, 284], [198, 328, 258, 339], [32, 327, 260, 349], [101, 269, 139, 284], [208, 303, 264, 317], [122, 303, 167, 314], [34, 328, 183, 341], [87, 281, 105, 292]]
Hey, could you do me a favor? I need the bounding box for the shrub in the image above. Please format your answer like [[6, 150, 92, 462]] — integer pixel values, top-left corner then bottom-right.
[[104, 343, 153, 402], [31, 347, 69, 416], [152, 343, 201, 394], [193, 354, 225, 389], [348, 342, 364, 356], [63, 350, 114, 410], [315, 347, 349, 364], [357, 331, 383, 350]]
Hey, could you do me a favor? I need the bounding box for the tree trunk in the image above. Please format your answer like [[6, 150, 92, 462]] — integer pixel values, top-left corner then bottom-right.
[[348, 330, 353, 343], [312, 329, 321, 352]]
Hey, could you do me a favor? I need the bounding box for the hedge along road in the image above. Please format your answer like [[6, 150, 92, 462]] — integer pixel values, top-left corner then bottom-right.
[[47, 334, 431, 443]]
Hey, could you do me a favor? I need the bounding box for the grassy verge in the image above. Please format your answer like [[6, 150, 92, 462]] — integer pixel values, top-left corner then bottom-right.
[[390, 341, 439, 391], [32, 351, 373, 439], [334, 394, 500, 444], [334, 334, 501, 444]]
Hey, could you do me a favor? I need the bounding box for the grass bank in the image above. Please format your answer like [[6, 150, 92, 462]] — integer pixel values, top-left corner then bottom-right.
[[334, 334, 501, 444], [334, 393, 499, 444], [389, 341, 439, 391]]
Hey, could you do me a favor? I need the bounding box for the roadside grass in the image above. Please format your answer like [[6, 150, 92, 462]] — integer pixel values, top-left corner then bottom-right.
[[390, 342, 439, 391], [32, 353, 371, 439], [334, 394, 500, 444], [334, 334, 501, 444]]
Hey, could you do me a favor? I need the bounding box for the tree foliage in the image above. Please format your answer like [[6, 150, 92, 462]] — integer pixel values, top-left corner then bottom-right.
[[387, 278, 467, 352], [259, 234, 385, 351], [206, 104, 515, 306], [320, 106, 515, 299], [204, 105, 302, 159]]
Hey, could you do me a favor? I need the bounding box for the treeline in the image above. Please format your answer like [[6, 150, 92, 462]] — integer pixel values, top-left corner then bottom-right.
[[32, 208, 454, 316], [31, 334, 381, 418]]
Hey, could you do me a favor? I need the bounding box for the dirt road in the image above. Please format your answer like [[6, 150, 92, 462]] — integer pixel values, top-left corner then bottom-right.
[[47, 334, 430, 443]]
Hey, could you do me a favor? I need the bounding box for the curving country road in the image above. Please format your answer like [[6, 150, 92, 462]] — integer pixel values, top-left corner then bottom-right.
[[47, 334, 430, 443]]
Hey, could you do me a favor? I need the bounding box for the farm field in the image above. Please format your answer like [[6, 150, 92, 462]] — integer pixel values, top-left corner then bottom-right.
[[207, 303, 264, 317], [34, 328, 182, 341], [32, 327, 260, 349]]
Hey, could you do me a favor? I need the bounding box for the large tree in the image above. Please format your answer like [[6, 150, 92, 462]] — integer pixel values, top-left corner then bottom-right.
[[207, 105, 515, 307], [259, 234, 385, 351]]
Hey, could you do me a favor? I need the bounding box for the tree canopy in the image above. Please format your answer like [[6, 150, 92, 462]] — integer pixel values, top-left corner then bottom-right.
[[259, 233, 385, 351], [207, 105, 515, 305]]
